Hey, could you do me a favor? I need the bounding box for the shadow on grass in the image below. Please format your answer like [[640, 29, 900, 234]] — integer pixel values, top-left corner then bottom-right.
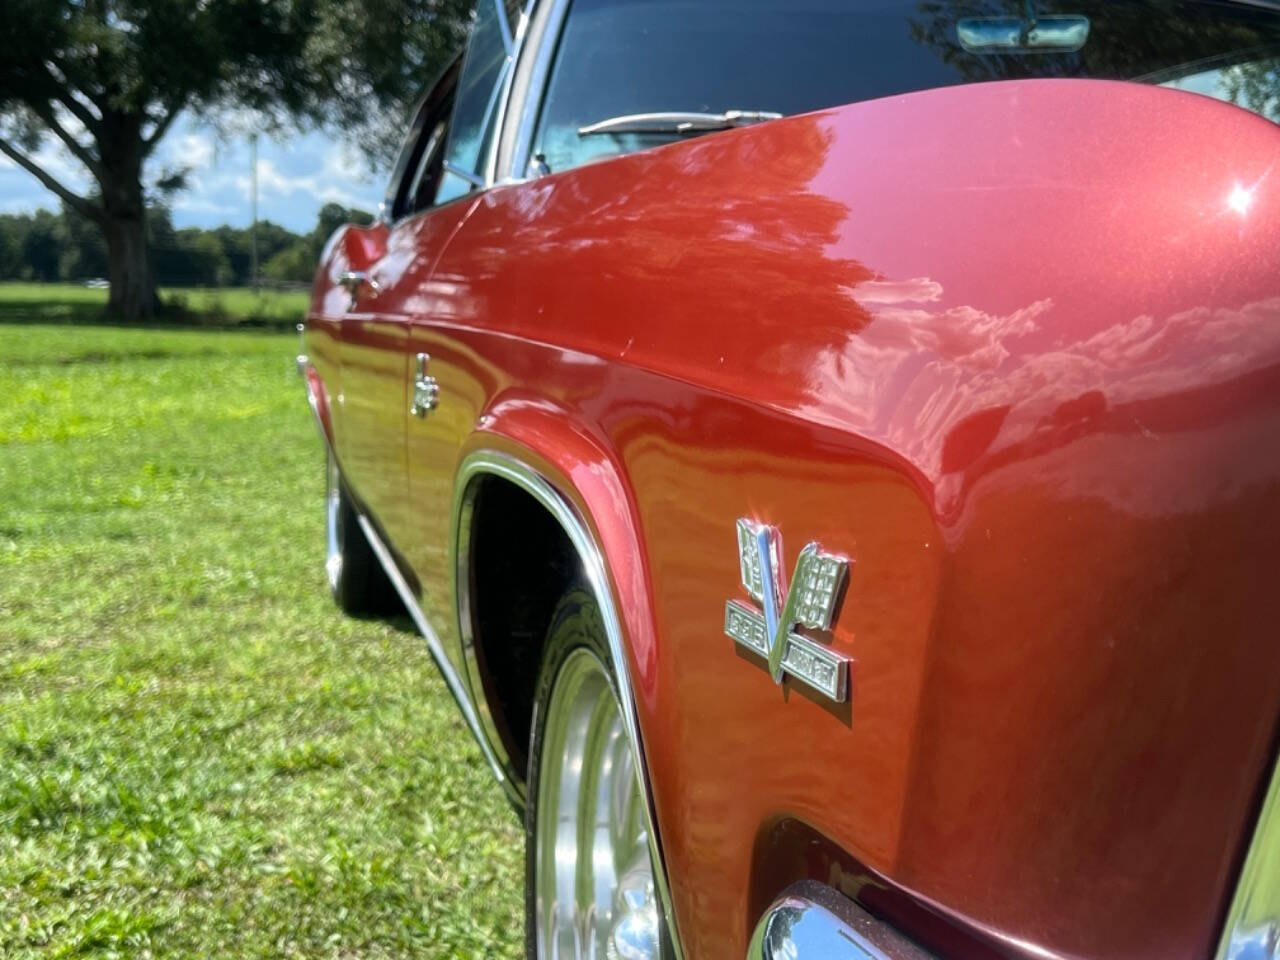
[[0, 288, 302, 332], [1, 348, 226, 368]]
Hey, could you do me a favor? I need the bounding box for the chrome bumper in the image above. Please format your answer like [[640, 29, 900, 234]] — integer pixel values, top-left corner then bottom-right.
[[747, 881, 935, 960]]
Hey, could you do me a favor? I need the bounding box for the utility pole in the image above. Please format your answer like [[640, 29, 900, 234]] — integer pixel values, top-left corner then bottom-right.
[[249, 132, 259, 290]]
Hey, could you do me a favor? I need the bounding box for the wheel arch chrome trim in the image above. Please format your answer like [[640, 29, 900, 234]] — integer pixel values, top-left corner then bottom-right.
[[748, 880, 936, 960], [451, 448, 685, 960], [450, 453, 530, 805]]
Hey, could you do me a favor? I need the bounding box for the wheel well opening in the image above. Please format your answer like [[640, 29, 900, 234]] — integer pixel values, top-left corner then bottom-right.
[[467, 475, 580, 782]]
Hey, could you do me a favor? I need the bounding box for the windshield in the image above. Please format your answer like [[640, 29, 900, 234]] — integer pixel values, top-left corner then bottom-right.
[[531, 0, 1280, 175]]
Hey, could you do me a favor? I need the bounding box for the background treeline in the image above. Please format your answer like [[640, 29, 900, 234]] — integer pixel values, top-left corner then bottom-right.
[[0, 202, 372, 288]]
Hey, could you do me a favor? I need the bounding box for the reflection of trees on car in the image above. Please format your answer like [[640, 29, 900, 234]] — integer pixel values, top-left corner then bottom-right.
[[1221, 58, 1280, 121], [907, 0, 1280, 118]]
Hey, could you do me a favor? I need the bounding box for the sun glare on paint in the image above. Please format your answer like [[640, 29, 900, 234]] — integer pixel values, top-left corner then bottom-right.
[[1227, 182, 1255, 216]]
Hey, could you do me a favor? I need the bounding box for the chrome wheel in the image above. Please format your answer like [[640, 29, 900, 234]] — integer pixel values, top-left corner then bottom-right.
[[534, 647, 662, 960], [325, 449, 343, 592]]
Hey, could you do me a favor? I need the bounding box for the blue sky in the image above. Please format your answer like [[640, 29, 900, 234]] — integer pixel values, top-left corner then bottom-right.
[[0, 115, 387, 234]]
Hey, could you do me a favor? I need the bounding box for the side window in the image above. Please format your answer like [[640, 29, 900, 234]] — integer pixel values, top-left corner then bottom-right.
[[385, 58, 460, 221], [435, 0, 519, 205], [406, 113, 453, 214]]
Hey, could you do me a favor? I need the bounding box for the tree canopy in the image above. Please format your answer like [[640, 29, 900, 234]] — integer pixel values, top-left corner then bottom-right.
[[0, 0, 471, 317], [0, 201, 373, 287]]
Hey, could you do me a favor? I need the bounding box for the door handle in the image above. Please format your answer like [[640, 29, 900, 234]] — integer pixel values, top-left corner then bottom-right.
[[411, 352, 439, 418]]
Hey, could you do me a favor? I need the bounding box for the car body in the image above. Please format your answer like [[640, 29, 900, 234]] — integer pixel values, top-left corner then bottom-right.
[[299, 2, 1280, 957]]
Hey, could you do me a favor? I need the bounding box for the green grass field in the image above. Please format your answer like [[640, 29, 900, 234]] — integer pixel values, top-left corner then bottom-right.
[[0, 283, 310, 328], [0, 324, 522, 957]]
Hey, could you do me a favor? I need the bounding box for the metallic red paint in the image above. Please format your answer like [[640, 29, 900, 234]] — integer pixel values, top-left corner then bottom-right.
[[307, 79, 1280, 959]]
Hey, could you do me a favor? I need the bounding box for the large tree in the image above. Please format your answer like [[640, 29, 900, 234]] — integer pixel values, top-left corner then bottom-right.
[[0, 0, 469, 318]]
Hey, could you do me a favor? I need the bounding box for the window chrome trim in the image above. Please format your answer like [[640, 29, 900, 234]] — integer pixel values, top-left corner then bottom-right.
[[494, 0, 514, 53], [443, 159, 486, 190], [1216, 754, 1280, 960], [748, 880, 936, 960], [462, 0, 514, 184], [483, 0, 534, 185], [499, 0, 572, 182], [451, 449, 686, 960]]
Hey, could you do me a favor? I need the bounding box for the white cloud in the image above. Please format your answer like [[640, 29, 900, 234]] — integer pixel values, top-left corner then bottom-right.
[[0, 114, 385, 232], [0, 195, 43, 213], [321, 143, 377, 186], [169, 194, 238, 216], [167, 132, 215, 170], [0, 136, 93, 200], [233, 153, 376, 214]]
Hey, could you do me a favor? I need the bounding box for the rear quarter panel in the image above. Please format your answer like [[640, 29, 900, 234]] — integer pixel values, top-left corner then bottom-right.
[[417, 79, 1280, 958]]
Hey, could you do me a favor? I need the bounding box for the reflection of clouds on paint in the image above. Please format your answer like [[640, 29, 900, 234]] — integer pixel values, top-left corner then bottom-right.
[[859, 299, 1048, 371], [988, 296, 1280, 409], [849, 276, 942, 305], [804, 278, 1280, 507]]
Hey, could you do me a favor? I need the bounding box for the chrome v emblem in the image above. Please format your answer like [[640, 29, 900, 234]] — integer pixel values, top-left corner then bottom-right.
[[724, 518, 851, 702]]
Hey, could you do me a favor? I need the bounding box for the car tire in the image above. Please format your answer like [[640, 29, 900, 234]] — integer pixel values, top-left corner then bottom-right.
[[524, 584, 671, 959], [325, 448, 400, 616]]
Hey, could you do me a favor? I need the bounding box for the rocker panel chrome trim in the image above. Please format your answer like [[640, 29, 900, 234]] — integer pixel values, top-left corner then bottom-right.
[[451, 449, 685, 960], [353, 512, 514, 797], [747, 881, 936, 960]]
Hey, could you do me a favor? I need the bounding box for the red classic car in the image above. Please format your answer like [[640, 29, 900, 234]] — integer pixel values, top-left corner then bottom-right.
[[299, 1, 1280, 957]]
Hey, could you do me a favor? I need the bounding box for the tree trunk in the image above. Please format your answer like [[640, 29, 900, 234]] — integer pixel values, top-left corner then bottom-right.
[[99, 115, 159, 321], [104, 211, 157, 320]]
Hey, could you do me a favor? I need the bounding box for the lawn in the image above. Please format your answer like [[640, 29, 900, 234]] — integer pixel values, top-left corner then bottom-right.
[[0, 283, 311, 328], [0, 324, 522, 957]]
